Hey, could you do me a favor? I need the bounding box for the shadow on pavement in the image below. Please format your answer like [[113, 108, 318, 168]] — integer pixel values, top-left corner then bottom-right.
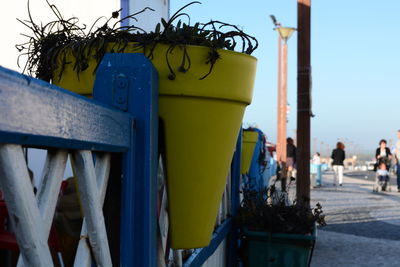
[[320, 220, 400, 240]]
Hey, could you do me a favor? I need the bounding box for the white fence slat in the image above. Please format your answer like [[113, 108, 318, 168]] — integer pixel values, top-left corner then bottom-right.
[[37, 150, 68, 227], [157, 156, 168, 267], [73, 150, 112, 267], [173, 250, 183, 267], [74, 152, 111, 267], [0, 144, 53, 266], [202, 239, 226, 267], [17, 149, 68, 267]]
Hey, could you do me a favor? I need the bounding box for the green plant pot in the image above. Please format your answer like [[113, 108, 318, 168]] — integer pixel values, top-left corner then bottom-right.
[[243, 226, 317, 267]]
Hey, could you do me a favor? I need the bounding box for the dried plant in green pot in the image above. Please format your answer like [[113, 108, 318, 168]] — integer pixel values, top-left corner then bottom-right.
[[237, 185, 326, 267]]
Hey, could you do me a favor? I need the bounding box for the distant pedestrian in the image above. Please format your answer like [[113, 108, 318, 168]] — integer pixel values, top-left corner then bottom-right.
[[312, 152, 321, 165], [312, 152, 322, 187], [286, 137, 296, 179], [331, 142, 345, 186], [395, 130, 400, 192], [375, 139, 392, 171]]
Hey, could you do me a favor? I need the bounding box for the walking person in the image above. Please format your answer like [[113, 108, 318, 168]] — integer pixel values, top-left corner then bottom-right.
[[331, 142, 345, 186], [375, 139, 392, 171], [395, 130, 400, 192], [286, 137, 297, 180]]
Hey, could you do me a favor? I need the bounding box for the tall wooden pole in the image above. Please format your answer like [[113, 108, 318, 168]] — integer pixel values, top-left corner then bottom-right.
[[296, 0, 311, 207], [280, 42, 289, 190], [282, 42, 288, 163], [277, 36, 282, 162]]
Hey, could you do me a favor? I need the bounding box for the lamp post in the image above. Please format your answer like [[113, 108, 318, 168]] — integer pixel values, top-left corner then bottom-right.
[[271, 15, 295, 190]]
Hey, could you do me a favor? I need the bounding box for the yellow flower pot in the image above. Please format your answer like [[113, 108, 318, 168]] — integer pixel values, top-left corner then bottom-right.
[[52, 43, 257, 249], [241, 130, 259, 175]]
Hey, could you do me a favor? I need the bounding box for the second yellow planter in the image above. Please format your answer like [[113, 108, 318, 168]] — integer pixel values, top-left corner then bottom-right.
[[241, 130, 259, 175]]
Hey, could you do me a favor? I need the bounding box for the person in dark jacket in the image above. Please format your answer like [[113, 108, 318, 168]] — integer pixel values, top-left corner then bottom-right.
[[286, 137, 297, 179], [375, 139, 392, 171], [331, 142, 345, 186]]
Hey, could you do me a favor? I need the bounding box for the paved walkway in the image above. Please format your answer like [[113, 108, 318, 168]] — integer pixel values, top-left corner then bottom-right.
[[310, 171, 400, 267]]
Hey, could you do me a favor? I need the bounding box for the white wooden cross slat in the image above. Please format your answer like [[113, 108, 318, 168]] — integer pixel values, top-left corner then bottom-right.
[[157, 156, 169, 267], [73, 150, 112, 267], [0, 144, 54, 266], [74, 152, 111, 267], [17, 149, 68, 267]]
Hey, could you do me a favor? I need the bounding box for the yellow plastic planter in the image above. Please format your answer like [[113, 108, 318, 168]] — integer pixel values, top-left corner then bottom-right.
[[241, 131, 259, 175], [52, 43, 257, 249]]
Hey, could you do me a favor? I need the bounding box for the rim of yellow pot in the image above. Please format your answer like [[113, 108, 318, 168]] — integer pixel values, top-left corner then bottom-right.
[[52, 42, 257, 104], [149, 44, 257, 105]]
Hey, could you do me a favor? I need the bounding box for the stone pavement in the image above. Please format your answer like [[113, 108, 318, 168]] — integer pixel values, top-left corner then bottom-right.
[[309, 171, 400, 267]]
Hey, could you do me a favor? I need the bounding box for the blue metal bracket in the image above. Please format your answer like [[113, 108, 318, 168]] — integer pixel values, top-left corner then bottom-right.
[[183, 219, 233, 267], [113, 73, 129, 111], [93, 53, 159, 267], [227, 129, 242, 266], [245, 129, 268, 191]]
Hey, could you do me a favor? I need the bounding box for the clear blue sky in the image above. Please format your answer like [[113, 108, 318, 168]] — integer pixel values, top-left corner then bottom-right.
[[171, 0, 400, 157], [1, 1, 400, 158]]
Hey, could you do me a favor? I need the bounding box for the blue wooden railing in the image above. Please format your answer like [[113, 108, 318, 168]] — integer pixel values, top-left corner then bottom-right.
[[0, 53, 158, 266]]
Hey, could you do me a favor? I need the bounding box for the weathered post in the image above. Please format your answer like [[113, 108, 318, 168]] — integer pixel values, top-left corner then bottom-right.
[[297, 0, 312, 207]]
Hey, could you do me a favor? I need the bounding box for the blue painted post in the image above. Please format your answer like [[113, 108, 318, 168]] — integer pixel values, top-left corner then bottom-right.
[[93, 53, 159, 266], [227, 129, 242, 267], [246, 129, 267, 191]]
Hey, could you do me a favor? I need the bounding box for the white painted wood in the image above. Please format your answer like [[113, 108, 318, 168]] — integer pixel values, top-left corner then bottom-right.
[[157, 156, 168, 267], [224, 183, 228, 220], [173, 249, 183, 267], [216, 201, 221, 225], [74, 221, 92, 267], [73, 150, 112, 267], [17, 149, 68, 267], [129, 0, 169, 32], [202, 239, 226, 267], [226, 172, 231, 217], [74, 152, 111, 267], [0, 144, 53, 266]]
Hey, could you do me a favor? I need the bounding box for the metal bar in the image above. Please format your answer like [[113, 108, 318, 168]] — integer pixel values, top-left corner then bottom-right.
[[74, 150, 112, 266], [183, 219, 232, 267], [73, 153, 111, 267], [120, 0, 130, 27], [0, 144, 53, 266], [0, 66, 131, 152], [17, 149, 68, 267], [93, 53, 159, 266], [128, 0, 170, 32], [297, 0, 312, 207]]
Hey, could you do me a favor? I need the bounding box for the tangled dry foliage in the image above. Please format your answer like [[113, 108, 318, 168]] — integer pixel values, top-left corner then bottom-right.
[[16, 0, 258, 82], [237, 184, 326, 235]]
